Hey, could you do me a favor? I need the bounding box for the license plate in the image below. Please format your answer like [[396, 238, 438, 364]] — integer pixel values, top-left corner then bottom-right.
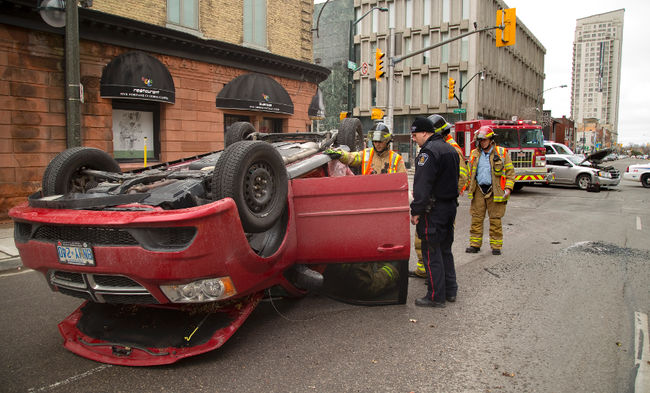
[[57, 241, 95, 266]]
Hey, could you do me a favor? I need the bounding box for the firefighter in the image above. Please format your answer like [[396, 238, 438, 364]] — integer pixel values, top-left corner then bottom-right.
[[465, 126, 515, 255], [410, 114, 468, 279], [324, 122, 406, 175], [410, 116, 459, 308], [323, 122, 405, 296]]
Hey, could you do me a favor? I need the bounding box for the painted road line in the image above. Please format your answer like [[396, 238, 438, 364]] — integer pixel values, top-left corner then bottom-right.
[[28, 365, 113, 392], [637, 216, 642, 231], [635, 311, 649, 393]]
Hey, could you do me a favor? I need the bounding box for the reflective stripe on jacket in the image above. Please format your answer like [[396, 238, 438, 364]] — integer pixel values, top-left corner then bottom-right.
[[445, 134, 468, 193], [467, 144, 515, 202], [341, 148, 405, 175]]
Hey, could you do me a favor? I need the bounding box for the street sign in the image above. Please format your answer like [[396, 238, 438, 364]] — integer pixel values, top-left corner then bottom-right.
[[453, 108, 466, 114], [347, 60, 358, 71], [360, 62, 369, 76]]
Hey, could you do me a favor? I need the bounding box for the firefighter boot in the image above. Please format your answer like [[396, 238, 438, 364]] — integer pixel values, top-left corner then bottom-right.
[[409, 237, 427, 278]]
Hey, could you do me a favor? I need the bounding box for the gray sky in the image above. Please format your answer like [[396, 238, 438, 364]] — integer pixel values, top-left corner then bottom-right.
[[315, 0, 649, 146], [506, 0, 649, 146]]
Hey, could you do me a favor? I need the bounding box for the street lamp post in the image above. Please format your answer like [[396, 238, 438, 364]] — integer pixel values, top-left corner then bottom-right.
[[347, 6, 388, 114], [536, 84, 567, 125]]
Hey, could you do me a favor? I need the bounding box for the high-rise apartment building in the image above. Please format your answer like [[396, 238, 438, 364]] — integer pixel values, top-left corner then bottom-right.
[[571, 9, 624, 148]]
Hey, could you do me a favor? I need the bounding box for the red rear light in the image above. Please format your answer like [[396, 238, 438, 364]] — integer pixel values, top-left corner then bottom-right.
[[625, 166, 629, 172]]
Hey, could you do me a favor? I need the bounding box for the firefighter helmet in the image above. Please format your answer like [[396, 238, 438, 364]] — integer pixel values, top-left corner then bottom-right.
[[427, 114, 452, 135], [475, 126, 495, 141], [368, 122, 392, 143]]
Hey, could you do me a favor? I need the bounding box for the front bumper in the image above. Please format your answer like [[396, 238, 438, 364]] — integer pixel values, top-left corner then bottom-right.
[[514, 168, 554, 183], [9, 198, 289, 305]]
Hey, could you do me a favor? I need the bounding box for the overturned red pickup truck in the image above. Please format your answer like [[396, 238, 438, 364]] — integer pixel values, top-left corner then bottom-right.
[[10, 120, 410, 366]]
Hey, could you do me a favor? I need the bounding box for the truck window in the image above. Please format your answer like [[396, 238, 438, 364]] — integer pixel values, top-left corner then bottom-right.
[[519, 129, 544, 148], [492, 128, 519, 148]]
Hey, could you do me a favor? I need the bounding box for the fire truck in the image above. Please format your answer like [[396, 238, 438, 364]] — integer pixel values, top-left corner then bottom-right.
[[453, 119, 552, 190]]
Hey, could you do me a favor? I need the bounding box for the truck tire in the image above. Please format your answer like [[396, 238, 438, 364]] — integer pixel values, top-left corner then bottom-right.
[[576, 173, 591, 190], [42, 147, 121, 196], [641, 174, 650, 188], [225, 122, 256, 147], [336, 118, 364, 151], [212, 141, 288, 233]]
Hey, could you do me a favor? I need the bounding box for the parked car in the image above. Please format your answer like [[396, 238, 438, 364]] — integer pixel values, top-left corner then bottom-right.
[[545, 149, 621, 190], [9, 119, 411, 366], [623, 163, 650, 188], [544, 141, 574, 156]]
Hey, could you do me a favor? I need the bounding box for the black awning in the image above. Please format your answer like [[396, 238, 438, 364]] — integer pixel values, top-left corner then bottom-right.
[[100, 51, 175, 104], [308, 88, 325, 120], [216, 73, 293, 115]]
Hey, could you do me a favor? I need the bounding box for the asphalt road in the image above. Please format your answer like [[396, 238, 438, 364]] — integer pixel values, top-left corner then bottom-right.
[[1, 158, 648, 393]]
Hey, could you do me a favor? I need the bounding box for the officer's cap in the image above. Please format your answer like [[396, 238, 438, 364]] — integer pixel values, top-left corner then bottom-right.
[[410, 117, 434, 133]]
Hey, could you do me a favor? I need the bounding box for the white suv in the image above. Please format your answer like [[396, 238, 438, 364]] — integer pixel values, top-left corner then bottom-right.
[[544, 141, 574, 156]]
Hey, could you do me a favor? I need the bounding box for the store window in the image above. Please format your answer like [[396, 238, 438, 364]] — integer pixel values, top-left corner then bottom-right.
[[224, 114, 251, 130], [259, 118, 283, 133], [111, 101, 160, 162]]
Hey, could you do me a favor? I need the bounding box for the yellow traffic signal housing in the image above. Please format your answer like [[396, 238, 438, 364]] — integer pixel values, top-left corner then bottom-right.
[[375, 48, 385, 81], [339, 111, 349, 120], [496, 8, 516, 47], [371, 108, 385, 120], [448, 78, 456, 100]]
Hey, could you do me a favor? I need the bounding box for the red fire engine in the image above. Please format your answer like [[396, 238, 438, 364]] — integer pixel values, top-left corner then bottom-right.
[[454, 119, 553, 190]]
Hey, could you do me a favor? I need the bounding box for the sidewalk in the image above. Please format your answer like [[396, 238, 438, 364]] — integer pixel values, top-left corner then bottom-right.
[[0, 222, 22, 272]]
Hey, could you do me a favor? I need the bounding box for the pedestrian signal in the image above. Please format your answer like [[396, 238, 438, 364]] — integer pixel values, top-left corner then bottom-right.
[[375, 48, 385, 81], [448, 78, 456, 100], [496, 8, 516, 47]]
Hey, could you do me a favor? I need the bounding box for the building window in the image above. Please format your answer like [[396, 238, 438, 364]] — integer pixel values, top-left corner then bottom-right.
[[442, 0, 450, 23], [423, 35, 430, 65], [404, 76, 411, 106], [405, 0, 413, 29], [167, 0, 198, 30], [371, 79, 377, 107], [423, 0, 431, 26], [244, 0, 267, 49], [260, 118, 283, 133], [389, 2, 395, 28], [111, 100, 160, 162], [372, 7, 379, 33], [404, 37, 412, 67], [461, 36, 468, 61], [441, 32, 449, 63], [422, 74, 430, 105], [440, 73, 447, 103], [462, 0, 470, 20]]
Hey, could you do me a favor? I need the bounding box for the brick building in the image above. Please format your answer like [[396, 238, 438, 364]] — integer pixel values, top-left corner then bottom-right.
[[0, 0, 328, 219]]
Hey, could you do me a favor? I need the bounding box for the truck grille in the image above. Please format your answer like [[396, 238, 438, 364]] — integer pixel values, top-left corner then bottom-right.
[[49, 270, 159, 304], [509, 150, 533, 168], [608, 168, 621, 179]]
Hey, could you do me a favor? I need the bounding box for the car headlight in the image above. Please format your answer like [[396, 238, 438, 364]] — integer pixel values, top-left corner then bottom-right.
[[160, 277, 237, 303], [597, 171, 612, 179]]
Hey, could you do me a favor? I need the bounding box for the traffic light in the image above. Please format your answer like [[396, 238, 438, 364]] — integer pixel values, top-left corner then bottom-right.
[[448, 78, 456, 100], [339, 111, 349, 120], [371, 108, 385, 120], [496, 8, 516, 47], [375, 48, 385, 81]]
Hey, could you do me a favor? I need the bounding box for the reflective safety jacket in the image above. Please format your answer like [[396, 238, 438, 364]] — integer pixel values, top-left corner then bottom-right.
[[445, 134, 469, 194], [467, 143, 515, 202], [339, 148, 406, 175]]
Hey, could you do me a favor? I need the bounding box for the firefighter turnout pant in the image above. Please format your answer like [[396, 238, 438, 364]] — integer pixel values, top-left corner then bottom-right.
[[469, 193, 507, 250]]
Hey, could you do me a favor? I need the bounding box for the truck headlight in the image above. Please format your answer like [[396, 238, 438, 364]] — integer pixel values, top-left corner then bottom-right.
[[597, 171, 612, 179], [161, 277, 237, 303]]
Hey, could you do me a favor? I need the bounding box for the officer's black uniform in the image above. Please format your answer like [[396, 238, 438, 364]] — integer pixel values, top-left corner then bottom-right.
[[411, 132, 460, 305]]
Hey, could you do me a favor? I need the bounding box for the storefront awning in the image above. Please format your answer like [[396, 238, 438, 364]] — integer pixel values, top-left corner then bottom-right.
[[216, 73, 293, 115], [100, 51, 175, 104], [308, 88, 325, 120]]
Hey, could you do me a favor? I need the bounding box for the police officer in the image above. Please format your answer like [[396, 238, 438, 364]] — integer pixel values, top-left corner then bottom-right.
[[325, 122, 406, 175], [410, 116, 460, 308], [410, 114, 468, 279], [465, 126, 515, 255]]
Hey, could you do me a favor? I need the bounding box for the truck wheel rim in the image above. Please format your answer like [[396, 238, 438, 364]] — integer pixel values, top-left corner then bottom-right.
[[244, 162, 274, 212]]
